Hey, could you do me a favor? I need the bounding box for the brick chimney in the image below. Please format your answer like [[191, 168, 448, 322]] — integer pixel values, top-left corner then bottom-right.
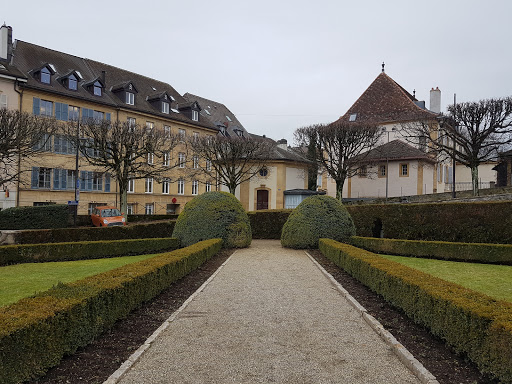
[[430, 87, 441, 113], [0, 24, 13, 62]]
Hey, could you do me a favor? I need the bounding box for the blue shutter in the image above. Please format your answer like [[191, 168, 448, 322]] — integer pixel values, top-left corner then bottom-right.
[[105, 173, 110, 192], [80, 171, 86, 191], [61, 169, 67, 190], [106, 113, 111, 122], [33, 98, 40, 115], [87, 172, 93, 191], [55, 103, 61, 120], [55, 103, 69, 121], [54, 135, 61, 153], [53, 168, 60, 190], [31, 167, 39, 189]]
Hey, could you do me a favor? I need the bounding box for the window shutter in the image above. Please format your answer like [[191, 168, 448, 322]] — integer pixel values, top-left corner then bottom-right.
[[105, 173, 110, 192], [61, 169, 67, 190], [31, 167, 39, 189], [54, 168, 60, 190], [106, 113, 111, 121], [80, 171, 86, 191], [33, 97, 40, 115]]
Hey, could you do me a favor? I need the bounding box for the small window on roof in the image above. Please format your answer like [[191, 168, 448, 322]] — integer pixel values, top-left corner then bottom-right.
[[349, 113, 357, 122], [126, 92, 135, 105], [68, 74, 77, 90], [226, 115, 232, 122], [93, 81, 102, 96], [162, 101, 169, 114], [204, 109, 211, 115], [40, 67, 51, 84]]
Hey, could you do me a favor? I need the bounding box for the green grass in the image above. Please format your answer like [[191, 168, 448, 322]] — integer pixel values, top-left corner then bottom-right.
[[383, 255, 512, 302], [0, 253, 159, 307]]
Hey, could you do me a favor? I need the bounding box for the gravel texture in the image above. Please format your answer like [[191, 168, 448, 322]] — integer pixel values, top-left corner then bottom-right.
[[113, 240, 424, 384]]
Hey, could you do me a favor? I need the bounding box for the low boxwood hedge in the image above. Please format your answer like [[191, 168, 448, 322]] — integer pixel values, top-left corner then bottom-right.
[[0, 237, 179, 266], [0, 238, 222, 384], [247, 209, 292, 239], [350, 236, 512, 265], [0, 205, 69, 230], [7, 221, 175, 245], [319, 238, 512, 383]]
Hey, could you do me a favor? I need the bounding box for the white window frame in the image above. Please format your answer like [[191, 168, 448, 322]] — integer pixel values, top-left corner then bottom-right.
[[206, 159, 212, 171], [192, 110, 199, 121], [179, 129, 186, 141], [162, 178, 170, 194], [145, 203, 154, 215], [205, 181, 211, 192], [193, 155, 199, 169], [192, 180, 198, 195], [145, 177, 153, 193], [178, 152, 186, 168], [162, 101, 169, 114], [193, 132, 199, 142], [147, 152, 154, 165], [128, 178, 135, 193], [178, 178, 185, 195], [164, 125, 171, 137], [126, 92, 135, 105], [127, 117, 136, 132], [163, 151, 170, 166], [127, 204, 134, 215]]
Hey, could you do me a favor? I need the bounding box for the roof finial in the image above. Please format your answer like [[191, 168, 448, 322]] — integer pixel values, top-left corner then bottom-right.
[[382, 62, 385, 73], [413, 89, 416, 98]]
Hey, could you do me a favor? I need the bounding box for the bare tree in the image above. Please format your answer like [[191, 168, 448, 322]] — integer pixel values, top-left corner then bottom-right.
[[294, 126, 319, 191], [190, 135, 274, 195], [401, 97, 512, 196], [298, 121, 380, 201], [0, 109, 55, 188], [67, 119, 180, 216]]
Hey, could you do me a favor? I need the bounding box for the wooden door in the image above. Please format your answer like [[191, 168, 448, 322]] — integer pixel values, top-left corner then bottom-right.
[[256, 190, 269, 210]]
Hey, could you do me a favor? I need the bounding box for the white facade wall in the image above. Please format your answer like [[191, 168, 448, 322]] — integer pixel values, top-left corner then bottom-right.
[[285, 167, 306, 190]]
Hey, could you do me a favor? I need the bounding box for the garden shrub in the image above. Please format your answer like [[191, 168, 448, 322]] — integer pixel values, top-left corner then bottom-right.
[[0, 238, 222, 384], [8, 221, 175, 244], [0, 205, 69, 230], [351, 236, 512, 265], [0, 237, 179, 266], [173, 191, 251, 248], [248, 209, 292, 239], [346, 201, 512, 244], [319, 238, 512, 383], [281, 195, 355, 249]]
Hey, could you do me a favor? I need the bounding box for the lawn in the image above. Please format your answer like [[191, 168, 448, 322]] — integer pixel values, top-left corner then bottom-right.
[[0, 253, 159, 308], [383, 255, 512, 303]]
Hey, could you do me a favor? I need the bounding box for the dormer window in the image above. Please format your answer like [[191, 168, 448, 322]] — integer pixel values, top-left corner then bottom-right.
[[126, 92, 135, 105], [68, 74, 77, 90], [162, 101, 169, 114], [93, 81, 102, 96], [40, 67, 51, 84], [192, 110, 199, 121]]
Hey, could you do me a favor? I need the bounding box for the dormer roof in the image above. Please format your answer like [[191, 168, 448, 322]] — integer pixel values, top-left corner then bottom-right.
[[111, 81, 138, 94]]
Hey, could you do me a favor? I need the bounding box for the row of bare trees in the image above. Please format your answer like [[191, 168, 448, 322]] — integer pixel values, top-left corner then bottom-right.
[[295, 96, 512, 199]]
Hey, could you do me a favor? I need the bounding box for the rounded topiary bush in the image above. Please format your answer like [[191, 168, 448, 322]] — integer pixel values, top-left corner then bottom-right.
[[172, 191, 251, 248], [281, 195, 355, 249]]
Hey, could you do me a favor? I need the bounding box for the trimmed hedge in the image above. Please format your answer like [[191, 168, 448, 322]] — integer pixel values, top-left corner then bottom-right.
[[0, 205, 69, 230], [0, 238, 222, 384], [351, 236, 512, 265], [281, 196, 355, 249], [346, 201, 512, 244], [128, 214, 179, 222], [0, 237, 179, 266], [247, 209, 292, 239], [7, 221, 175, 245], [319, 238, 512, 383]]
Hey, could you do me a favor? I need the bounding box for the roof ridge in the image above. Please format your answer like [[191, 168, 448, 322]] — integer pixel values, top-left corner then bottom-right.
[[16, 40, 85, 61], [384, 73, 437, 115]]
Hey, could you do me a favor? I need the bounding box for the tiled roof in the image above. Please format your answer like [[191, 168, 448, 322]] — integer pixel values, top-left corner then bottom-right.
[[0, 59, 26, 80], [356, 140, 436, 163], [270, 145, 311, 163], [11, 41, 216, 131], [336, 72, 438, 125], [183, 93, 249, 137]]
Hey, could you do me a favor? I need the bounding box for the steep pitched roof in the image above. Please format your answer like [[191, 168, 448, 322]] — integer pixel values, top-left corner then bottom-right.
[[356, 139, 436, 163], [337, 72, 438, 125], [0, 60, 26, 81], [12, 41, 216, 131]]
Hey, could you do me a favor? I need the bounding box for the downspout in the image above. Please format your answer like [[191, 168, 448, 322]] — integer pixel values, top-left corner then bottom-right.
[[14, 79, 23, 207]]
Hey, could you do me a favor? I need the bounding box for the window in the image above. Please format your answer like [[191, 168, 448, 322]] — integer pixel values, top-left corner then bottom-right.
[[358, 166, 367, 177], [93, 110, 104, 122], [40, 67, 51, 84], [317, 173, 322, 188], [164, 125, 170, 137], [400, 163, 409, 177], [145, 177, 153, 193], [225, 115, 232, 122], [34, 133, 52, 152], [166, 204, 177, 214], [54, 135, 75, 154], [68, 105, 80, 121], [445, 165, 450, 183], [146, 121, 154, 132], [349, 113, 357, 122], [68, 74, 77, 90], [193, 132, 199, 142], [379, 165, 386, 178], [193, 155, 199, 169], [162, 101, 169, 114], [163, 151, 170, 166], [80, 171, 103, 191], [259, 168, 268, 177], [93, 81, 102, 96], [126, 92, 135, 105], [147, 152, 154, 165], [145, 203, 154, 215], [162, 178, 170, 194], [127, 204, 134, 215], [128, 178, 135, 193], [0, 94, 7, 109], [178, 178, 184, 195], [33, 98, 53, 117], [178, 129, 186, 141], [127, 117, 136, 131], [31, 167, 51, 189], [206, 159, 212, 171], [192, 180, 198, 195], [192, 110, 199, 121], [55, 102, 69, 121], [205, 181, 211, 192], [178, 152, 186, 168]]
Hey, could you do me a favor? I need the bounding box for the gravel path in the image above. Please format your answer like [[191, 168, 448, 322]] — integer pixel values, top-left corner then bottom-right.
[[111, 240, 424, 384]]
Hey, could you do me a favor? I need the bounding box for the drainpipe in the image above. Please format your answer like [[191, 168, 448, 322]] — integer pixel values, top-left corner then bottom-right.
[[14, 79, 23, 207]]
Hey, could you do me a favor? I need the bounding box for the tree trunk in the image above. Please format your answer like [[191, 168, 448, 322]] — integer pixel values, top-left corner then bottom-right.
[[119, 182, 128, 221], [471, 165, 479, 196], [335, 179, 345, 203]]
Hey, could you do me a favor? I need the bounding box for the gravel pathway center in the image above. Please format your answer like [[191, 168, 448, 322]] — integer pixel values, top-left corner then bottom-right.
[[110, 240, 425, 384]]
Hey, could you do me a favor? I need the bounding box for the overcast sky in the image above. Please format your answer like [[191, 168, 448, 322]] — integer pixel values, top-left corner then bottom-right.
[[4, 0, 512, 143]]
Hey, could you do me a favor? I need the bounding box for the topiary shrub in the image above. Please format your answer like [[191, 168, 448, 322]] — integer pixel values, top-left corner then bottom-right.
[[281, 195, 355, 249], [172, 191, 251, 248]]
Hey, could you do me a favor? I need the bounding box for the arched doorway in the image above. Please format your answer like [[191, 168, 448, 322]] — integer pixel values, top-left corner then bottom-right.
[[256, 189, 269, 210]]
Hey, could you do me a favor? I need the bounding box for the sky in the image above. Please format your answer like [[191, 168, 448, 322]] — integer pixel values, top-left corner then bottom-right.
[[3, 0, 512, 144]]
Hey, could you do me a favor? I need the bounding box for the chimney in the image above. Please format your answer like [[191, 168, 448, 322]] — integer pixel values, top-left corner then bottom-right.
[[277, 139, 288, 150], [0, 24, 12, 62], [430, 87, 441, 113]]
